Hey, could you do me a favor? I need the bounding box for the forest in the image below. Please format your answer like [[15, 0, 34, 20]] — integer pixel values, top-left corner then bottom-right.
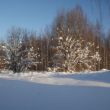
[[0, 6, 110, 73]]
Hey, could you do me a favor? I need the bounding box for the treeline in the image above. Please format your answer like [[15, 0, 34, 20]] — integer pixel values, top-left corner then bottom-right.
[[0, 6, 110, 73]]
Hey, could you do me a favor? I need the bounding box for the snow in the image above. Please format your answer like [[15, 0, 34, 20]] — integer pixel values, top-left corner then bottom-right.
[[0, 70, 110, 110], [53, 34, 101, 72]]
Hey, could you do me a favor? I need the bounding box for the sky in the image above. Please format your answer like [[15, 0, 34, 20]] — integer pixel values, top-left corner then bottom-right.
[[0, 0, 109, 39]]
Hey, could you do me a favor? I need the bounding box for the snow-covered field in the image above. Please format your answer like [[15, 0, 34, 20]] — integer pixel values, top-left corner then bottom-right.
[[0, 70, 110, 110]]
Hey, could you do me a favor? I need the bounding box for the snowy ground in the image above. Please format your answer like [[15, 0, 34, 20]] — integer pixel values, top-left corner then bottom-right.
[[0, 70, 110, 110]]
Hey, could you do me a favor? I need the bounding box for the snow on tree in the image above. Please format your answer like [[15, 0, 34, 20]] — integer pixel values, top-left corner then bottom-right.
[[6, 28, 31, 73], [52, 27, 101, 72], [27, 36, 43, 71], [0, 42, 9, 69], [50, 6, 102, 72]]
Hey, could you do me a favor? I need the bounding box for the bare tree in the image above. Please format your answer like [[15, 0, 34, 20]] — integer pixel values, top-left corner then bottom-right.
[[7, 27, 30, 73]]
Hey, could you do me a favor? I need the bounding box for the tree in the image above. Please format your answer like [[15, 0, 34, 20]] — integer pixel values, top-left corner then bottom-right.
[[51, 6, 101, 72], [28, 35, 42, 71], [53, 29, 101, 72], [7, 28, 30, 73], [0, 42, 8, 70]]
